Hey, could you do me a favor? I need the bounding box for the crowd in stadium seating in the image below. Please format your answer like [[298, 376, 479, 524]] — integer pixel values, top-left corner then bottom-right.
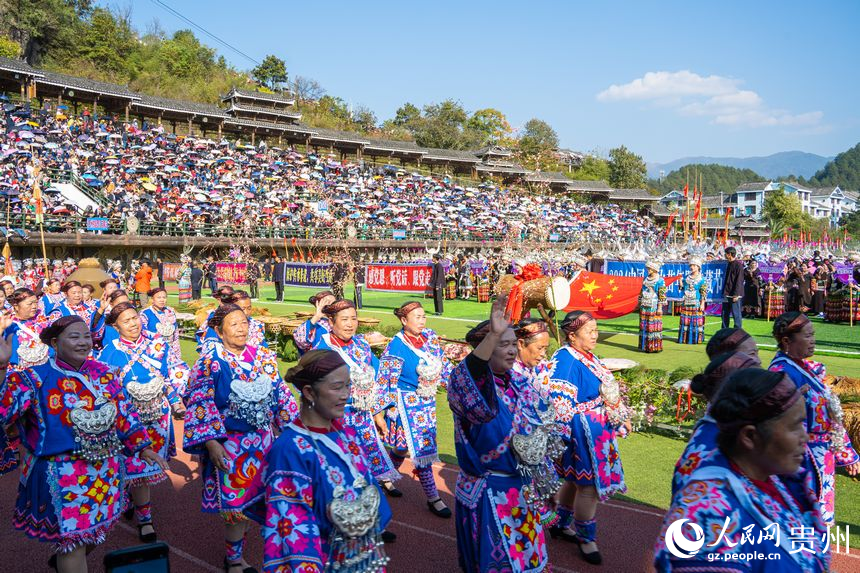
[[2, 101, 662, 243]]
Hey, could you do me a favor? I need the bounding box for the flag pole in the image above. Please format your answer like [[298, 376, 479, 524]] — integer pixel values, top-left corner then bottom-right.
[[684, 168, 690, 241]]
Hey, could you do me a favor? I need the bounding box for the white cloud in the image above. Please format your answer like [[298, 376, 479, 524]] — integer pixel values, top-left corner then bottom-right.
[[597, 70, 823, 129]]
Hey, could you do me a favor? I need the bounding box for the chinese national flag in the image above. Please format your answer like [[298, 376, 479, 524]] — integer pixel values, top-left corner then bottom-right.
[[694, 190, 702, 221], [683, 183, 689, 197], [565, 271, 680, 319]]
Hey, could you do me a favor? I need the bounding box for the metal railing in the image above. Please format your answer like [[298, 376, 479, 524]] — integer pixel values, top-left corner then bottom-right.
[[44, 168, 110, 208], [6, 211, 563, 243]]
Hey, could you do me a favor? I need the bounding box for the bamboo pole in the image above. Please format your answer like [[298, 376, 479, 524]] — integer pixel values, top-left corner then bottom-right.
[[767, 283, 773, 323]]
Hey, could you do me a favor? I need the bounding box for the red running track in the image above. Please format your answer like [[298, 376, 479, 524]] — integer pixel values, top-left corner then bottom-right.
[[1, 423, 858, 572]]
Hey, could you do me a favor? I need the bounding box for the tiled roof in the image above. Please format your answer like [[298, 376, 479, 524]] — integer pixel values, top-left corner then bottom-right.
[[310, 128, 369, 145], [734, 182, 772, 192], [223, 87, 295, 106], [608, 188, 658, 201], [223, 118, 316, 134], [474, 145, 513, 158], [225, 101, 302, 120], [421, 147, 480, 163], [363, 138, 424, 153], [565, 180, 612, 192], [0, 56, 43, 77], [475, 163, 527, 175], [39, 69, 138, 99], [524, 171, 571, 184], [133, 94, 227, 118]]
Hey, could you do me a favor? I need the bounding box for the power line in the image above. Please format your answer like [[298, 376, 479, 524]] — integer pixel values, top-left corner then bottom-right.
[[148, 0, 260, 66]]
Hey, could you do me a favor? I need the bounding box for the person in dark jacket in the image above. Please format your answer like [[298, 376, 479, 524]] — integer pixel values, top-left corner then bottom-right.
[[205, 256, 218, 294], [263, 257, 272, 282], [430, 253, 445, 315], [247, 260, 260, 300], [156, 258, 165, 289], [272, 257, 286, 301], [353, 261, 365, 309], [742, 259, 762, 317], [191, 262, 204, 300], [721, 246, 744, 328]]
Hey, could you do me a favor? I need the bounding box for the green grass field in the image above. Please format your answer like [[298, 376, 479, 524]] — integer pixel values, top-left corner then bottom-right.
[[170, 282, 860, 546]]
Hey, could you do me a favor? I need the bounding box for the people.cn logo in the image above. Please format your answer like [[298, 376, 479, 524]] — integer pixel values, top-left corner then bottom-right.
[[665, 519, 705, 559]]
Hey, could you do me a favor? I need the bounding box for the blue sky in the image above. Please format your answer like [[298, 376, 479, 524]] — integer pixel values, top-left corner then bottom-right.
[[109, 0, 859, 163]]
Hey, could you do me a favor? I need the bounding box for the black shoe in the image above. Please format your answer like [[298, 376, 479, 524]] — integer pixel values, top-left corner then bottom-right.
[[137, 522, 157, 543], [548, 526, 579, 542], [223, 558, 259, 573], [427, 498, 452, 518], [380, 481, 403, 498], [578, 542, 603, 565], [123, 505, 134, 520], [48, 555, 57, 572], [381, 530, 397, 543]]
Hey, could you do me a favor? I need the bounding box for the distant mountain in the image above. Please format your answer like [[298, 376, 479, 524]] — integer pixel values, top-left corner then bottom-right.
[[647, 151, 832, 180]]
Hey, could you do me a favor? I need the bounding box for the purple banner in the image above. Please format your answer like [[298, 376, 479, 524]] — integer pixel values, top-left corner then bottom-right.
[[835, 263, 854, 284], [758, 263, 785, 284]]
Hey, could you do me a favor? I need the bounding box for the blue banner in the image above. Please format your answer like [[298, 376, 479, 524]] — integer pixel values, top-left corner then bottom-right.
[[392, 230, 407, 240], [282, 263, 333, 288], [86, 217, 109, 231], [603, 259, 728, 302]]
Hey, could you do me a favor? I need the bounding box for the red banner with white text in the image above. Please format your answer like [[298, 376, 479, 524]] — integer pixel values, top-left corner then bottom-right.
[[365, 263, 433, 293]]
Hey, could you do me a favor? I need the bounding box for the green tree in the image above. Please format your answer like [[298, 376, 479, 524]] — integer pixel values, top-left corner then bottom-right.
[[158, 30, 217, 79], [252, 54, 288, 89], [810, 142, 860, 189], [573, 156, 611, 182], [839, 210, 860, 238], [518, 118, 558, 155], [0, 35, 20, 58], [608, 145, 647, 189], [0, 0, 91, 64], [413, 99, 469, 149], [77, 8, 135, 75], [649, 164, 765, 196], [352, 105, 377, 132], [762, 185, 807, 235], [466, 108, 511, 146]]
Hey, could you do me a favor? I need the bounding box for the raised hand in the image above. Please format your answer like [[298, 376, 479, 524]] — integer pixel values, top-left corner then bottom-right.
[[489, 295, 512, 335]]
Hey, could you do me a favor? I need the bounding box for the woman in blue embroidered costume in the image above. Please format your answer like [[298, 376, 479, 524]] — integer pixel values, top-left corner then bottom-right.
[[1, 289, 52, 472], [248, 349, 392, 572], [140, 287, 183, 361], [0, 315, 166, 573], [97, 302, 190, 543], [677, 257, 708, 345], [673, 351, 760, 496], [638, 260, 667, 353], [48, 281, 97, 327], [199, 291, 269, 353], [448, 297, 556, 573], [548, 311, 631, 565], [292, 290, 335, 356], [195, 286, 235, 348], [768, 312, 859, 526], [39, 278, 64, 317], [511, 318, 564, 528], [377, 301, 453, 518], [183, 303, 299, 573], [177, 255, 193, 305], [5, 288, 51, 371], [654, 368, 829, 572], [312, 299, 401, 496]]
